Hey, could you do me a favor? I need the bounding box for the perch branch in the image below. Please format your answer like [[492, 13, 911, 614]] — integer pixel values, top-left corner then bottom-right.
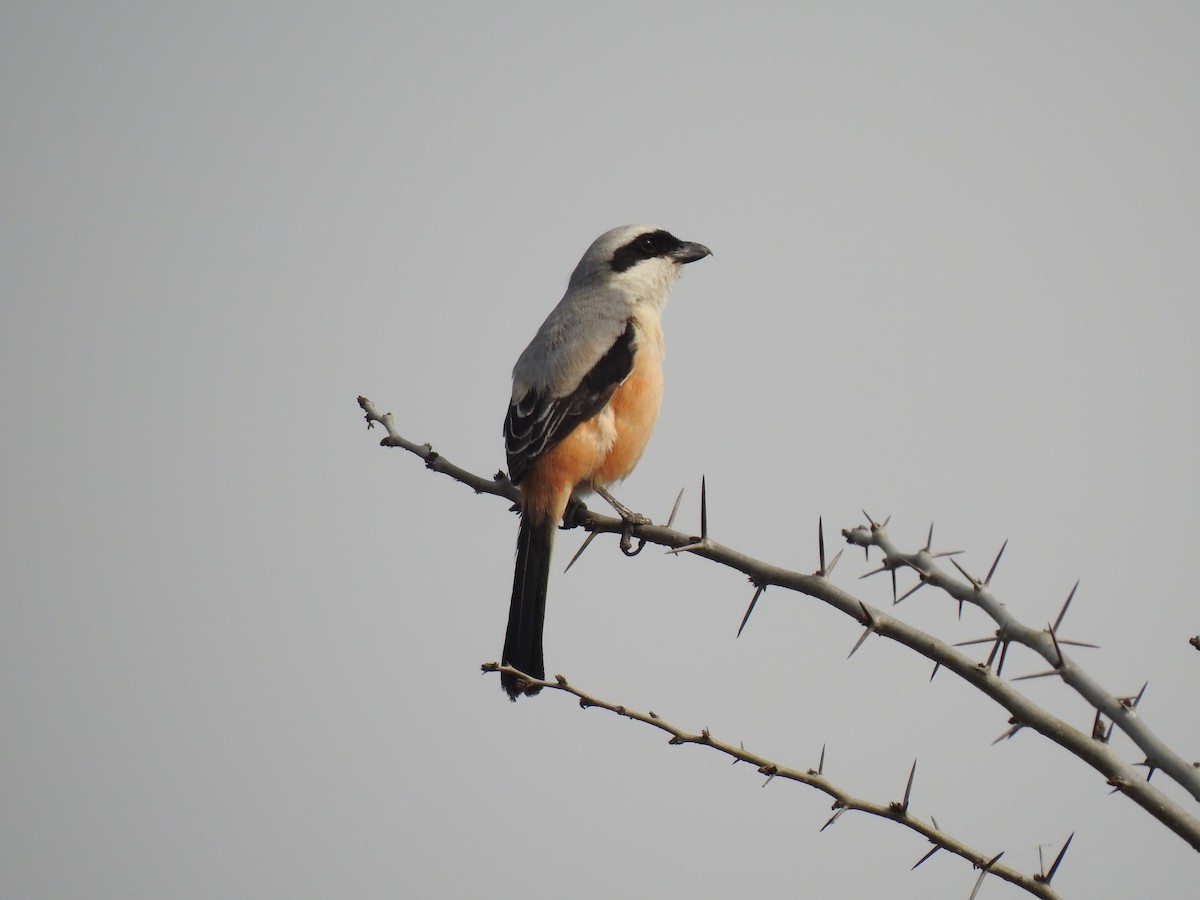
[[359, 397, 1200, 853]]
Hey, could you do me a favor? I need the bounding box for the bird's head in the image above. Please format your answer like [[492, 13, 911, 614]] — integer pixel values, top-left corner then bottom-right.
[[569, 225, 711, 309]]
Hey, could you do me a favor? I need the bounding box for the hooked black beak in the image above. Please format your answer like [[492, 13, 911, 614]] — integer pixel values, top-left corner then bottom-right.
[[671, 241, 713, 264]]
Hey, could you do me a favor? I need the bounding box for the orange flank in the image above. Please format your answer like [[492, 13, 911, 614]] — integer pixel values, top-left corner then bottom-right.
[[593, 333, 663, 485], [520, 321, 664, 525]]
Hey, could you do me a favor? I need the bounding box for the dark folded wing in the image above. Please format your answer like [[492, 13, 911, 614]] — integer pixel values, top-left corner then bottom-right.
[[505, 318, 636, 484]]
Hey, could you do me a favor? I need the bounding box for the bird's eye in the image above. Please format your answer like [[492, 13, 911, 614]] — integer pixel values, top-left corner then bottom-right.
[[638, 234, 659, 254]]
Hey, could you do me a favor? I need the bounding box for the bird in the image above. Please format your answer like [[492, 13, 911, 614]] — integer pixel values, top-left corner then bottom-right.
[[501, 224, 711, 700]]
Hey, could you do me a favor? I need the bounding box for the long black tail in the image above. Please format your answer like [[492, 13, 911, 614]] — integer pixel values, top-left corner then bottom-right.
[[502, 514, 555, 700]]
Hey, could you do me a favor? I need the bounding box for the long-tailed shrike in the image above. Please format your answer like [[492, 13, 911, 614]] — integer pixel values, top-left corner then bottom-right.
[[501, 225, 711, 699]]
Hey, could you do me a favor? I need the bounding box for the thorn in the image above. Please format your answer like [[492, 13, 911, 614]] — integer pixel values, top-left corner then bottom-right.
[[1038, 832, 1074, 884], [929, 661, 940, 682], [1047, 622, 1064, 667], [563, 531, 600, 573], [1119, 681, 1149, 710], [818, 743, 826, 775], [967, 869, 987, 900], [1057, 638, 1101, 649], [815, 518, 844, 576], [666, 487, 685, 528], [984, 638, 1003, 672], [1053, 580, 1080, 632], [847, 626, 873, 659], [992, 720, 1023, 744], [737, 583, 765, 638], [996, 640, 1010, 677], [666, 539, 708, 555], [1011, 669, 1060, 682], [923, 522, 934, 552], [900, 760, 917, 814], [890, 568, 898, 604], [950, 557, 978, 587], [859, 562, 894, 580], [699, 476, 708, 539], [826, 549, 844, 575], [895, 579, 926, 604], [1134, 759, 1159, 781], [1134, 680, 1149, 708], [911, 844, 941, 870], [968, 852, 1004, 900], [984, 539, 1007, 585], [861, 509, 878, 528], [820, 806, 846, 831]]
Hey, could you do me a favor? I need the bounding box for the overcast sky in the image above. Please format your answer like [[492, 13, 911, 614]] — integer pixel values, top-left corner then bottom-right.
[[4, 3, 1199, 898]]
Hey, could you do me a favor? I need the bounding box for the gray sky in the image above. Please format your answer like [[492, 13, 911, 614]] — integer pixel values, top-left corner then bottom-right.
[[4, 3, 1198, 897]]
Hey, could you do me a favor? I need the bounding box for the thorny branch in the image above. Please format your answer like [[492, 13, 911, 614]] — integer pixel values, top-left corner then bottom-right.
[[485, 664, 1067, 899], [358, 396, 1200, 858], [843, 521, 1200, 805]]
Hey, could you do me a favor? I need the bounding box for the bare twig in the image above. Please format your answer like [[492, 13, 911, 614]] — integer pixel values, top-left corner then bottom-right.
[[484, 664, 1064, 900]]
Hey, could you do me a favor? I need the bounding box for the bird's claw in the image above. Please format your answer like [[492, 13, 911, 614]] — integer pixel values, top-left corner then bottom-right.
[[619, 528, 647, 556], [594, 485, 649, 556]]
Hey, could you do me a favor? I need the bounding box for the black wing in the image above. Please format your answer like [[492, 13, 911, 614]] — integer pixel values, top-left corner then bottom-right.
[[504, 318, 636, 485]]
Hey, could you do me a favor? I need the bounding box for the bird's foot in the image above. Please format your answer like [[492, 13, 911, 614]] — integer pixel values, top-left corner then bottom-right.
[[594, 486, 649, 556]]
